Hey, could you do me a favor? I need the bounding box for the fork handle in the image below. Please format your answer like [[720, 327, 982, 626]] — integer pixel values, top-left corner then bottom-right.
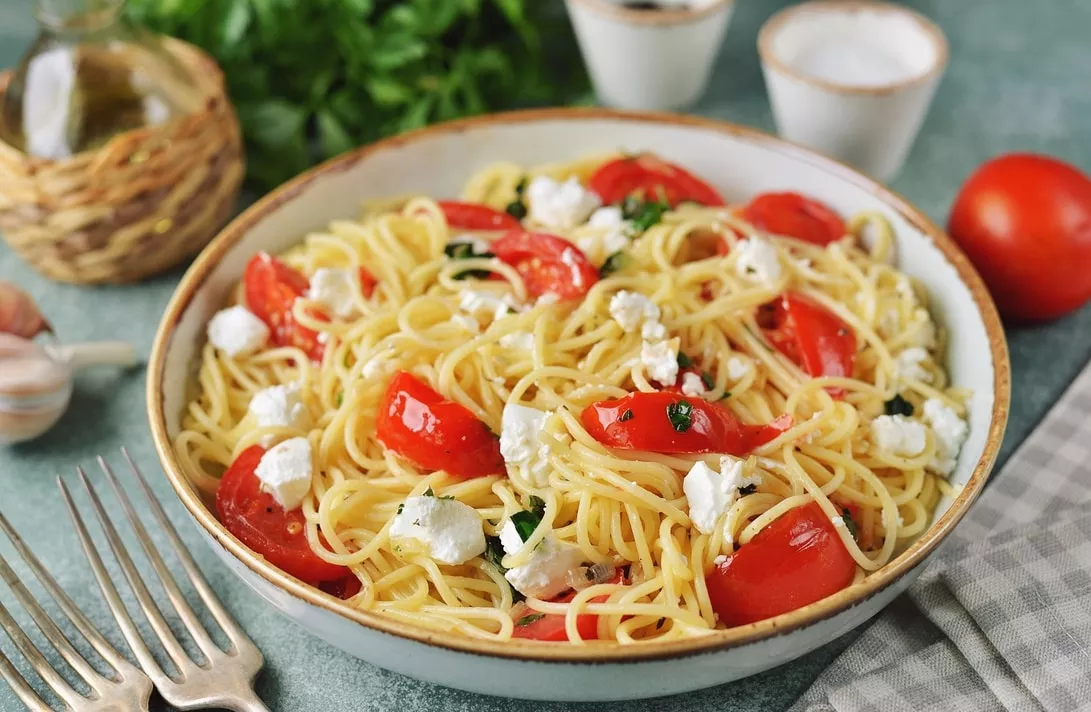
[[222, 688, 272, 712]]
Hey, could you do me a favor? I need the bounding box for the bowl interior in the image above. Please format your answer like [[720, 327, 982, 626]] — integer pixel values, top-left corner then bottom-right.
[[152, 109, 1006, 659]]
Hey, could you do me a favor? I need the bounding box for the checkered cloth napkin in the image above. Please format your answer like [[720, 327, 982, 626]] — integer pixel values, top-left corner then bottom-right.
[[791, 361, 1091, 712]]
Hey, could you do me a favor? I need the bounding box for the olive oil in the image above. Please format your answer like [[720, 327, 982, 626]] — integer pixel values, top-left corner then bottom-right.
[[0, 0, 203, 159]]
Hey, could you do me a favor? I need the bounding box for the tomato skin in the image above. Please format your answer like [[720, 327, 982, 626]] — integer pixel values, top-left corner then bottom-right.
[[511, 572, 625, 641], [580, 392, 791, 455], [358, 266, 377, 299], [244, 253, 328, 362], [588, 155, 725, 207], [491, 230, 598, 300], [437, 200, 521, 231], [741, 193, 846, 246], [215, 446, 348, 583], [705, 502, 856, 627], [947, 153, 1091, 322], [376, 371, 505, 478], [318, 574, 363, 600], [757, 292, 856, 396]]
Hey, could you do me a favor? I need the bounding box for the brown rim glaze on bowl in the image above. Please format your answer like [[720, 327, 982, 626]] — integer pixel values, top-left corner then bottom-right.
[[147, 107, 1010, 664], [569, 0, 732, 26]]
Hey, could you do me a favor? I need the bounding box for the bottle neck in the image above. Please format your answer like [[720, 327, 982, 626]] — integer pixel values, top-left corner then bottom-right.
[[35, 0, 124, 34]]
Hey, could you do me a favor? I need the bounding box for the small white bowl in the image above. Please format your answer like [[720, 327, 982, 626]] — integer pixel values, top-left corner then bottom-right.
[[565, 0, 734, 110], [759, 1, 948, 182]]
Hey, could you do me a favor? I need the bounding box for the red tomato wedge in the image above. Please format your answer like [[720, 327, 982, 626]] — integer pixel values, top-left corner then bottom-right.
[[437, 200, 521, 231], [589, 154, 725, 207], [511, 572, 626, 642], [357, 266, 378, 299], [244, 253, 328, 362], [757, 292, 856, 396], [580, 392, 791, 455], [491, 230, 598, 300], [318, 574, 363, 600], [741, 193, 846, 245], [376, 371, 505, 478], [216, 446, 348, 583], [705, 502, 856, 627]]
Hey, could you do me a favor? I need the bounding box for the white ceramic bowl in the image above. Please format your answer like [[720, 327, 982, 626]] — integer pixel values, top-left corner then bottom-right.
[[148, 109, 1009, 702]]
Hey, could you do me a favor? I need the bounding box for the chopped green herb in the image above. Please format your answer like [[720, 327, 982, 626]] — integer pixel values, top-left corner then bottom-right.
[[397, 503, 405, 515], [528, 496, 546, 520], [720, 391, 732, 401], [619, 408, 634, 422], [621, 197, 670, 234], [444, 241, 496, 280], [423, 487, 435, 497], [700, 371, 715, 390], [484, 535, 506, 570], [516, 613, 546, 626], [666, 399, 694, 433], [510, 509, 542, 543], [884, 394, 915, 417], [505, 200, 527, 220], [841, 508, 859, 540], [676, 352, 693, 369], [599, 251, 629, 277], [738, 483, 758, 496], [514, 177, 528, 196], [439, 495, 455, 501]]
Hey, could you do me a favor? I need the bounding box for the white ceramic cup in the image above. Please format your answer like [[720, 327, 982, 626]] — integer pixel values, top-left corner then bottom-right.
[[564, 0, 735, 111], [758, 1, 948, 182]]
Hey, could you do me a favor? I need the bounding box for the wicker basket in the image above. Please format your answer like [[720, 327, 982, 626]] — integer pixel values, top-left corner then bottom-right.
[[0, 38, 244, 284]]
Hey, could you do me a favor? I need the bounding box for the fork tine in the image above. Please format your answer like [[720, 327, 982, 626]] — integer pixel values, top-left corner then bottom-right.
[[0, 507, 134, 677], [0, 647, 49, 711], [57, 475, 167, 686], [0, 543, 108, 692], [70, 467, 196, 677], [97, 456, 224, 663], [120, 447, 258, 653], [0, 596, 82, 707]]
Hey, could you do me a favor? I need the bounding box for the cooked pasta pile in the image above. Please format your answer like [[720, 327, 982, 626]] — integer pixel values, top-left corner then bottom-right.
[[176, 153, 969, 644]]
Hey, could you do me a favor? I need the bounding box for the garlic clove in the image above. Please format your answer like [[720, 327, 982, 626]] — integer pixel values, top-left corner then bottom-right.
[[0, 334, 69, 398], [0, 282, 51, 339]]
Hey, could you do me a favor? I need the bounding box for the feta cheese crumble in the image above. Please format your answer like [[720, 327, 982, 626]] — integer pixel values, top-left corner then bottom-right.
[[726, 355, 751, 381], [681, 372, 706, 397], [895, 347, 932, 383], [499, 404, 553, 487], [248, 384, 310, 445], [389, 495, 486, 565], [734, 236, 782, 287], [641, 320, 667, 342], [526, 176, 601, 230], [641, 337, 680, 386], [207, 306, 269, 358], [459, 290, 519, 321], [587, 206, 630, 254], [870, 414, 927, 457], [499, 331, 535, 350], [499, 519, 585, 598], [254, 437, 313, 510], [306, 267, 358, 318], [609, 291, 660, 332], [922, 399, 968, 475], [682, 456, 751, 535]]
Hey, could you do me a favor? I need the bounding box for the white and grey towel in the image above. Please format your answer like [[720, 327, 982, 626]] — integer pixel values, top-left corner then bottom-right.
[[792, 362, 1091, 712]]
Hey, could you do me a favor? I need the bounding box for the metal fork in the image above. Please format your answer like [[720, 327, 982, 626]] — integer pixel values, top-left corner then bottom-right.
[[58, 448, 269, 712], [0, 509, 154, 711]]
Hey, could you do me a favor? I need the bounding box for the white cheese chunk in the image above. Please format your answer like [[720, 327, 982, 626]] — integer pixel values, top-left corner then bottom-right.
[[248, 384, 310, 445], [254, 437, 313, 510], [499, 519, 585, 598], [449, 233, 491, 254], [895, 347, 932, 383], [922, 399, 968, 475], [361, 345, 397, 380], [641, 320, 667, 342], [207, 306, 269, 358], [870, 415, 927, 457], [306, 267, 358, 318], [499, 404, 553, 487], [499, 331, 535, 350], [641, 337, 679, 385], [609, 290, 660, 332], [683, 456, 760, 535], [726, 355, 751, 381], [526, 176, 601, 229], [735, 236, 782, 287], [389, 495, 486, 565], [681, 372, 706, 397], [459, 290, 519, 321], [588, 206, 631, 254]]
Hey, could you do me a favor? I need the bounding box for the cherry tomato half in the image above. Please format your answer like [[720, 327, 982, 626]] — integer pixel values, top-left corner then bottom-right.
[[580, 392, 791, 455], [491, 230, 598, 300], [376, 371, 505, 478], [705, 502, 856, 627], [741, 193, 846, 246], [215, 446, 348, 583], [437, 200, 521, 231], [948, 153, 1091, 322], [757, 292, 856, 396], [511, 572, 626, 642], [244, 253, 328, 362], [588, 154, 725, 207], [357, 266, 378, 299], [318, 574, 363, 600]]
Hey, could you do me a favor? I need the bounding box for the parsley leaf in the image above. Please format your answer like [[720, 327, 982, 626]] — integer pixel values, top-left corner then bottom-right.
[[505, 200, 527, 220], [841, 508, 859, 540], [700, 371, 715, 390], [666, 400, 694, 432], [527, 496, 546, 520], [516, 613, 546, 626], [484, 535, 506, 570], [621, 197, 670, 234], [739, 483, 758, 495], [444, 241, 495, 280], [599, 251, 629, 277], [397, 503, 404, 515], [423, 487, 435, 497], [619, 408, 634, 422], [510, 510, 542, 542], [884, 394, 915, 416], [676, 352, 693, 369]]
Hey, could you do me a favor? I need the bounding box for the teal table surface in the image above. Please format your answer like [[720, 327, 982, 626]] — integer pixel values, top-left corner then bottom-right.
[[3, 1, 1091, 710]]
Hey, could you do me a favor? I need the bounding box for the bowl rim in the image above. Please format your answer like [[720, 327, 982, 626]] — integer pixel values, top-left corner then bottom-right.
[[147, 107, 1010, 664], [567, 0, 733, 26], [757, 0, 950, 97]]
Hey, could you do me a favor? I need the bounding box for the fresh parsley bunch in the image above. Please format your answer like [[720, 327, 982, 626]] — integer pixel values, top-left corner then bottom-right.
[[127, 0, 590, 187]]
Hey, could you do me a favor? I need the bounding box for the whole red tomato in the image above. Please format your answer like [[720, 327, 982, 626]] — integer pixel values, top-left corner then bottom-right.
[[947, 154, 1091, 322]]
